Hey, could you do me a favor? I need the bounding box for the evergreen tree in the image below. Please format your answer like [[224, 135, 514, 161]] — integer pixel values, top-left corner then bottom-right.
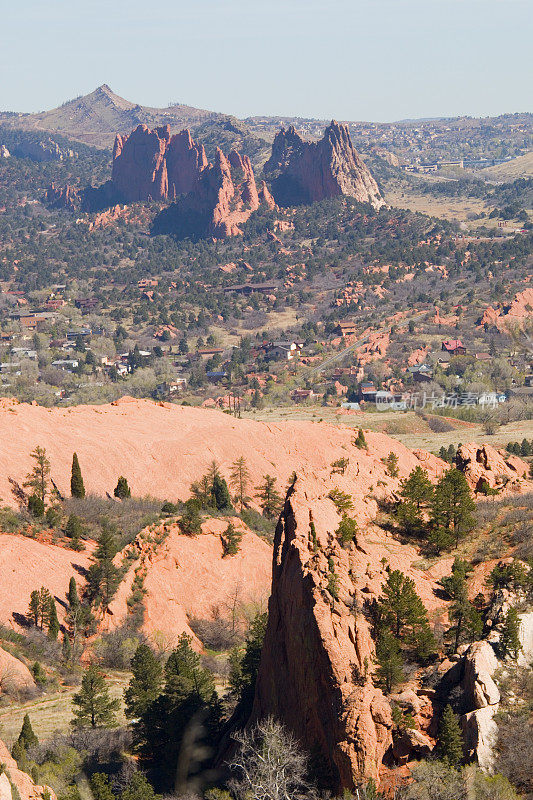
[[437, 704, 464, 767], [114, 476, 131, 499], [255, 474, 282, 519], [222, 521, 243, 556], [377, 570, 430, 640], [28, 587, 52, 629], [65, 514, 83, 547], [446, 569, 482, 652], [47, 595, 60, 640], [500, 607, 522, 660], [430, 468, 475, 550], [211, 473, 233, 511], [397, 466, 434, 534], [336, 515, 358, 547], [121, 773, 161, 800], [385, 452, 399, 478], [179, 500, 202, 536], [70, 453, 85, 498], [374, 630, 404, 694], [17, 713, 39, 750], [62, 633, 72, 665], [124, 643, 163, 719], [136, 633, 221, 786], [354, 428, 368, 449], [86, 523, 120, 613], [229, 456, 251, 510], [23, 446, 50, 504], [72, 665, 120, 728], [230, 612, 268, 719], [90, 774, 116, 800]]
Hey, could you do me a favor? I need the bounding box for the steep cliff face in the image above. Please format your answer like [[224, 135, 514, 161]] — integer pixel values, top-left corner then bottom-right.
[[250, 478, 396, 791], [264, 121, 384, 209], [152, 147, 268, 239], [111, 124, 171, 201]]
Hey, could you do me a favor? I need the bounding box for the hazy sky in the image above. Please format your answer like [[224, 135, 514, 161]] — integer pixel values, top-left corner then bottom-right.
[[1, 0, 531, 122]]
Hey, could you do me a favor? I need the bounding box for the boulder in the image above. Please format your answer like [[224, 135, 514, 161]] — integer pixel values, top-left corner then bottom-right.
[[392, 728, 434, 763], [518, 610, 533, 666], [0, 646, 36, 695]]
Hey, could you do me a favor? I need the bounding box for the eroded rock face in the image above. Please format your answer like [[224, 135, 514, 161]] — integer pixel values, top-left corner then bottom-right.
[[263, 121, 384, 209], [455, 443, 530, 493], [111, 124, 269, 237], [153, 147, 265, 239], [45, 182, 81, 209], [462, 641, 500, 710], [0, 738, 56, 800], [250, 479, 394, 791]]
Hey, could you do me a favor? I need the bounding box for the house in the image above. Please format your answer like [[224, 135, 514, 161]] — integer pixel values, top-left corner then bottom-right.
[[67, 328, 91, 340], [75, 297, 98, 313], [291, 388, 316, 403], [441, 339, 466, 356], [336, 321, 358, 338], [223, 282, 278, 295], [358, 380, 377, 402], [51, 359, 79, 371], [475, 353, 492, 362], [265, 341, 302, 361], [197, 348, 224, 358], [408, 364, 433, 383], [524, 375, 533, 387], [206, 371, 228, 383]]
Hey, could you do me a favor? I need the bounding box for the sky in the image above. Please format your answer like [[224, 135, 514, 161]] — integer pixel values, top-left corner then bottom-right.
[[0, 0, 531, 123]]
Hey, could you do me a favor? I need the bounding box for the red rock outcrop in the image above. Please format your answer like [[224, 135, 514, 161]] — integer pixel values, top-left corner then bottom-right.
[[45, 182, 81, 209], [455, 443, 531, 493], [111, 124, 269, 237], [264, 121, 384, 209], [479, 288, 533, 331], [0, 738, 56, 800], [112, 124, 171, 201], [153, 147, 267, 238], [250, 478, 397, 791]]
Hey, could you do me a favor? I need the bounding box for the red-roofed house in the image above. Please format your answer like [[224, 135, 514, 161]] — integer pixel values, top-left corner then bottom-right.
[[441, 339, 466, 355]]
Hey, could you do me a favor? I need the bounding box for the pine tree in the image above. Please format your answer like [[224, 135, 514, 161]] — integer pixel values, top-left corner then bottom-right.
[[256, 474, 282, 519], [90, 773, 116, 800], [374, 630, 404, 694], [72, 665, 120, 728], [121, 773, 160, 800], [437, 704, 464, 767], [385, 452, 399, 478], [47, 596, 60, 640], [377, 570, 430, 641], [354, 428, 368, 449], [179, 500, 202, 536], [222, 521, 243, 556], [430, 468, 475, 549], [336, 515, 358, 547], [211, 473, 233, 511], [17, 713, 39, 750], [230, 456, 251, 510], [500, 607, 522, 660], [446, 570, 482, 653], [23, 446, 51, 504], [114, 476, 131, 499], [70, 453, 85, 498], [86, 523, 120, 613], [65, 514, 83, 547], [62, 633, 72, 665], [124, 643, 163, 719], [397, 466, 434, 534], [28, 587, 52, 629]]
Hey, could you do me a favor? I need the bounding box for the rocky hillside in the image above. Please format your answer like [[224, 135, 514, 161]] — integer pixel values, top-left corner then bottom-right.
[[264, 120, 384, 209], [250, 473, 533, 792]]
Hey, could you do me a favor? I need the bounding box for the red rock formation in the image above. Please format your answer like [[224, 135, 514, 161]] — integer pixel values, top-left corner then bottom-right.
[[166, 129, 209, 199], [479, 288, 533, 331], [45, 182, 80, 209], [153, 147, 266, 239], [0, 738, 56, 800], [250, 478, 394, 791], [264, 121, 384, 209], [112, 124, 170, 201]]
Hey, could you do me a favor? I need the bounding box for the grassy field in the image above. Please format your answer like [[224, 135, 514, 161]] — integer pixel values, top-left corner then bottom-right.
[[0, 671, 129, 746], [481, 151, 533, 180], [387, 188, 488, 226], [243, 406, 533, 452]]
